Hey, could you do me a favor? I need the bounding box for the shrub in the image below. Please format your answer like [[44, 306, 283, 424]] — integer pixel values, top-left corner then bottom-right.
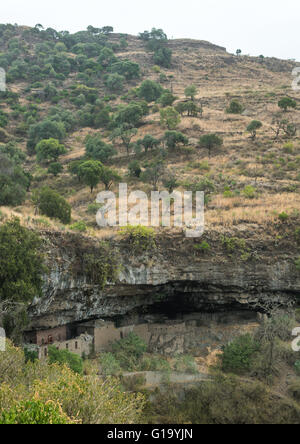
[[85, 134, 116, 163], [47, 162, 63, 176], [105, 73, 125, 93], [99, 353, 122, 376], [138, 80, 163, 103], [193, 241, 210, 253], [119, 225, 156, 252], [226, 100, 244, 114], [128, 160, 142, 178], [222, 334, 259, 374], [0, 399, 73, 424], [199, 134, 223, 157], [160, 107, 181, 130], [174, 355, 198, 374], [295, 361, 300, 376], [242, 185, 256, 199], [69, 221, 87, 232], [278, 211, 289, 222], [48, 346, 83, 374], [27, 119, 66, 155], [0, 154, 29, 206], [86, 203, 102, 215], [36, 187, 71, 224], [111, 333, 147, 371]]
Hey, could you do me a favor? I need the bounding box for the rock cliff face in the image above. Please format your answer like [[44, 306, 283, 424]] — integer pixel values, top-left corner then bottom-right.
[[28, 230, 300, 330]]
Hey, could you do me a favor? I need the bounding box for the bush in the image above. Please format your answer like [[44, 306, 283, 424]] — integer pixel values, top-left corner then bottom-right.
[[99, 353, 122, 376], [85, 135, 116, 163], [111, 333, 147, 371], [48, 346, 83, 374], [69, 221, 87, 232], [47, 162, 63, 176], [119, 225, 156, 252], [138, 80, 163, 103], [242, 185, 256, 199], [222, 334, 259, 374], [226, 100, 244, 114], [36, 187, 71, 224], [0, 154, 29, 206], [0, 399, 73, 424], [278, 211, 289, 222], [128, 160, 142, 178], [105, 73, 124, 93], [174, 355, 198, 374]]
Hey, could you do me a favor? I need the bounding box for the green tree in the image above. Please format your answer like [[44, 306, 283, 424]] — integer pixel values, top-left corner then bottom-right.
[[27, 119, 66, 155], [36, 138, 66, 163], [138, 134, 160, 153], [110, 60, 140, 80], [222, 334, 259, 374], [278, 97, 297, 112], [0, 154, 29, 206], [48, 162, 63, 176], [164, 131, 188, 150], [35, 187, 71, 224], [159, 91, 176, 107], [98, 166, 121, 190], [246, 120, 263, 140], [184, 85, 197, 101], [115, 103, 144, 127], [78, 160, 103, 193], [105, 73, 125, 93], [111, 125, 137, 156], [85, 135, 116, 163], [160, 107, 181, 130], [138, 80, 163, 103], [153, 47, 172, 68], [198, 134, 223, 157]]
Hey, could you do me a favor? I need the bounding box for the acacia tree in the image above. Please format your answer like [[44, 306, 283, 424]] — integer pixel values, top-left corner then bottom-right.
[[278, 97, 297, 112], [247, 120, 263, 140], [199, 134, 223, 157]]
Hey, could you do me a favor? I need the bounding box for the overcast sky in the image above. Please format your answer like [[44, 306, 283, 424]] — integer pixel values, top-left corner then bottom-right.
[[1, 0, 299, 60]]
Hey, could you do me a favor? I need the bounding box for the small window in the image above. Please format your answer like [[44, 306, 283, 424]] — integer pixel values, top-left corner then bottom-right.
[[48, 335, 53, 344], [66, 343, 69, 349], [75, 342, 78, 350]]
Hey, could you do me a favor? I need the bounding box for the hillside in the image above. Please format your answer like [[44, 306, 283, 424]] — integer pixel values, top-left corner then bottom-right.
[[1, 23, 300, 425], [0, 23, 299, 239]]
